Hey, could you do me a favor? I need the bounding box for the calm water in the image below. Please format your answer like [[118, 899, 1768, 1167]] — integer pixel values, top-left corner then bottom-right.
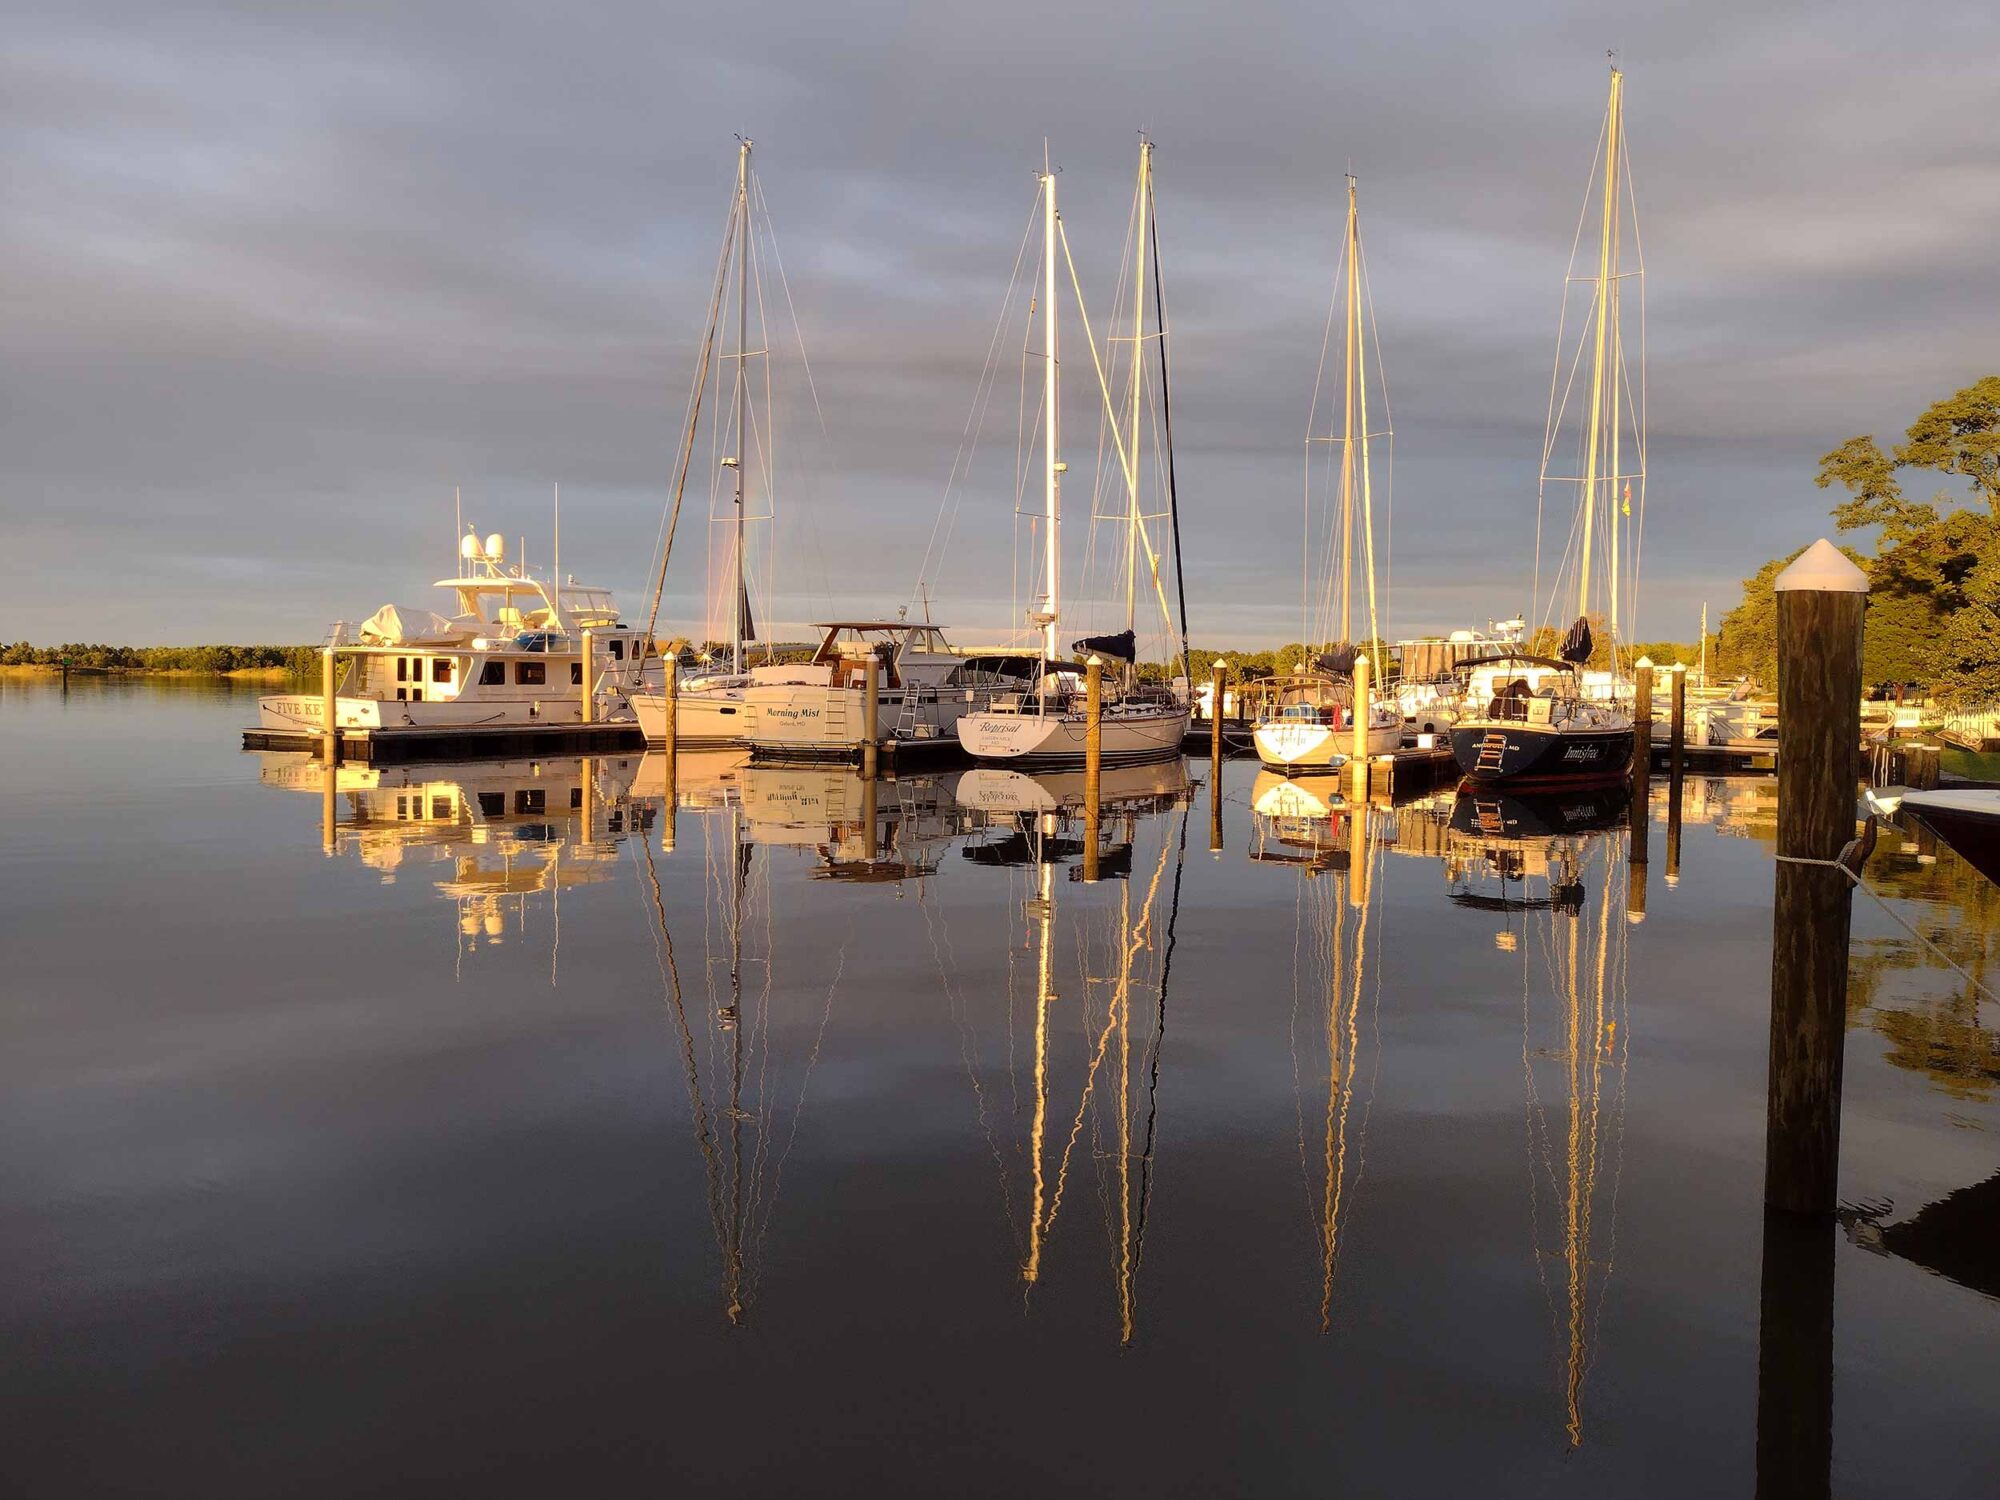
[[4, 677, 1997, 1497]]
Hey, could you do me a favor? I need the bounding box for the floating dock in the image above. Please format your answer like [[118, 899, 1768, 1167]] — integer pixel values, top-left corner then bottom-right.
[[243, 722, 643, 765]]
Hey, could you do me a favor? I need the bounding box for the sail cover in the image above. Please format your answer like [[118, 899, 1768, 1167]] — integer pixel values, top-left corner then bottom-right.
[[1071, 629, 1137, 663], [738, 583, 757, 644], [1559, 616, 1594, 665], [1314, 642, 1359, 676]]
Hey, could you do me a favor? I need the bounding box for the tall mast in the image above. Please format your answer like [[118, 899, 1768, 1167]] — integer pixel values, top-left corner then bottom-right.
[[1576, 69, 1621, 625], [1607, 82, 1625, 654], [1042, 165, 1061, 668], [730, 139, 752, 674], [1352, 177, 1382, 678], [1125, 142, 1150, 640], [1338, 179, 1359, 646]]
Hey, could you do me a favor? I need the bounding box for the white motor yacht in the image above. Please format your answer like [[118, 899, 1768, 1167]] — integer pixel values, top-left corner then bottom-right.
[[258, 531, 654, 734]]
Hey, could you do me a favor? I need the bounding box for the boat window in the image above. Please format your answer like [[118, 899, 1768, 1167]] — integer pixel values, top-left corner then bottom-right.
[[396, 658, 408, 682], [432, 797, 451, 819], [480, 661, 504, 686], [433, 659, 452, 683], [477, 792, 504, 817], [571, 663, 583, 686], [515, 789, 545, 815], [396, 687, 407, 701], [516, 662, 546, 686], [609, 640, 625, 661], [411, 688, 423, 702], [570, 788, 583, 809]]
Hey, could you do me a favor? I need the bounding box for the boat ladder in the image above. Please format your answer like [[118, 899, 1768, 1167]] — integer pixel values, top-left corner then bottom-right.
[[1475, 731, 1509, 775]]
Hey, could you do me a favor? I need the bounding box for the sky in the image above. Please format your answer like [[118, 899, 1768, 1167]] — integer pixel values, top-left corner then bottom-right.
[[4, 0, 1997, 650]]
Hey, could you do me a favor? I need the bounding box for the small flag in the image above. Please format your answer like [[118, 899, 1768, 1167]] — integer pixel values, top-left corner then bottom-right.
[[1621, 481, 1632, 516]]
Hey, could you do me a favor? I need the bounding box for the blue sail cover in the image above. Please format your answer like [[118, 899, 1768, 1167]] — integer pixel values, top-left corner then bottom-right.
[[1070, 629, 1137, 663]]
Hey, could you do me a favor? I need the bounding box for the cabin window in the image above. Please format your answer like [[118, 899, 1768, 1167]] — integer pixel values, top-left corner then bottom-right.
[[411, 687, 423, 702], [570, 788, 583, 809], [432, 797, 451, 819], [433, 659, 452, 683], [515, 789, 545, 815], [516, 661, 546, 686], [571, 663, 583, 685], [396, 687, 407, 701], [480, 661, 504, 686], [609, 640, 625, 661], [477, 792, 505, 817], [396, 658, 408, 682]]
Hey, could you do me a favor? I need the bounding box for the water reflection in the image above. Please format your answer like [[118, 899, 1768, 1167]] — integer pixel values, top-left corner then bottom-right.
[[1246, 775, 1386, 1333], [631, 778, 842, 1325], [952, 761, 1193, 1342], [1446, 786, 1631, 1449], [257, 751, 649, 957]]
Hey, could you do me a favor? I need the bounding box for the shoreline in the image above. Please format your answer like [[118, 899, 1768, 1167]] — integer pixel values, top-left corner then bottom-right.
[[0, 663, 295, 681]]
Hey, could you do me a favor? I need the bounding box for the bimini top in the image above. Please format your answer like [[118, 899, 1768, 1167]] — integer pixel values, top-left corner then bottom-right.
[[811, 621, 947, 632], [1452, 652, 1576, 673]]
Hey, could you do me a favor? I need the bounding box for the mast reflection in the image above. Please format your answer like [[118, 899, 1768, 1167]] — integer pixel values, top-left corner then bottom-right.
[[954, 761, 1192, 1342], [1446, 783, 1631, 1448], [1248, 772, 1386, 1332]]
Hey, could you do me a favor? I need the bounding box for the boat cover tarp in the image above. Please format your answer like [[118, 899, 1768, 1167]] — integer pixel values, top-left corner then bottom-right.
[[357, 604, 471, 646], [1315, 642, 1359, 676], [1560, 616, 1594, 665], [1071, 629, 1137, 663]]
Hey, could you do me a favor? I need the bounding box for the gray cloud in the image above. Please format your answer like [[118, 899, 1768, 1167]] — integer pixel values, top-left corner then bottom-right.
[[4, 0, 1997, 647]]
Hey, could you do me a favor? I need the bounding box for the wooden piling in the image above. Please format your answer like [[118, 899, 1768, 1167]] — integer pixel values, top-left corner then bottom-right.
[[1669, 662, 1687, 782], [1208, 659, 1226, 854], [1628, 659, 1652, 920], [861, 652, 880, 779], [320, 645, 339, 766], [579, 628, 594, 724], [320, 759, 336, 854], [1350, 653, 1372, 803], [862, 767, 879, 863], [1083, 655, 1103, 883], [1765, 539, 1869, 1218], [660, 662, 679, 853], [1209, 659, 1226, 763]]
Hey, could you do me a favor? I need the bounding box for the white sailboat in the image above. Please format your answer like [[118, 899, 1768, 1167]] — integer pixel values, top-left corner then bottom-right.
[[956, 140, 1192, 768], [630, 139, 808, 748], [1252, 175, 1402, 773]]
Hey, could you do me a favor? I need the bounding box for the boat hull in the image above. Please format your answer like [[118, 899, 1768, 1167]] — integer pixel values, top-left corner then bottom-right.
[[1901, 792, 2000, 887], [630, 688, 748, 747], [1450, 720, 1634, 786], [956, 706, 1189, 768], [1252, 719, 1398, 771], [256, 693, 599, 732]]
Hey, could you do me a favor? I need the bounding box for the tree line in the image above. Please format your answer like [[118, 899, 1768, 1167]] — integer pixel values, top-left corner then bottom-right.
[[1715, 376, 2000, 700], [0, 642, 320, 673]]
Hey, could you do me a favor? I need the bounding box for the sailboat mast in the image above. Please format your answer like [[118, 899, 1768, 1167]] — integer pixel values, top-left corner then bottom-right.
[[1042, 167, 1061, 670], [1352, 178, 1382, 678], [1338, 179, 1359, 647], [1607, 89, 1626, 654], [1576, 70, 1621, 627], [731, 139, 752, 675], [1125, 142, 1150, 641]]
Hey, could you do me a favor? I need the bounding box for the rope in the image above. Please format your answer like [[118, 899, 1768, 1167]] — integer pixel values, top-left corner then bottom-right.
[[1775, 843, 2000, 1008]]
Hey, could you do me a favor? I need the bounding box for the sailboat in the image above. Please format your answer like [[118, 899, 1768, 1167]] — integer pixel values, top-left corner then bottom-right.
[[630, 140, 823, 748], [1251, 175, 1403, 773], [956, 139, 1193, 768], [1451, 66, 1641, 786]]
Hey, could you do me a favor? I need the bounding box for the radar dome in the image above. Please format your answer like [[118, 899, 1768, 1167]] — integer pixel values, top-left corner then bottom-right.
[[459, 533, 481, 560], [483, 533, 505, 561]]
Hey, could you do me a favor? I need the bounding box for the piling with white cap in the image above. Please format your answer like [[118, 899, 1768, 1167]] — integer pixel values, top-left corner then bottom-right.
[[1765, 538, 1869, 1217]]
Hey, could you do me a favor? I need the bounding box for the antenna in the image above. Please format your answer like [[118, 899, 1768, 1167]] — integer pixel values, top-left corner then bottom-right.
[[454, 484, 462, 573], [553, 481, 561, 607]]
